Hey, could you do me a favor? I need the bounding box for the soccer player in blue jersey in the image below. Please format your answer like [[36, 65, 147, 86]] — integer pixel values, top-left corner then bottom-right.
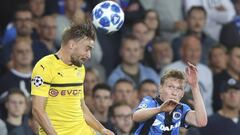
[[133, 62, 207, 135]]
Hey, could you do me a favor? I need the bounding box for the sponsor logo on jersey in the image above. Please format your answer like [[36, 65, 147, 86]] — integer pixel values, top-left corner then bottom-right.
[[48, 89, 82, 97]]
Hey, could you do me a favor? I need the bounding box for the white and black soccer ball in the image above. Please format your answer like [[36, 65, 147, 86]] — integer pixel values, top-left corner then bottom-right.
[[33, 76, 43, 87], [92, 0, 125, 34]]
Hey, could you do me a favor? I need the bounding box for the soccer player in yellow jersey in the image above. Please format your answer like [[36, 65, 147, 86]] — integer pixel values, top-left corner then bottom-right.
[[31, 22, 114, 135]]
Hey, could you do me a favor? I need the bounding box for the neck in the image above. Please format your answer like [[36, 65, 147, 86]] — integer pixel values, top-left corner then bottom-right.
[[219, 107, 239, 119], [227, 67, 239, 80], [40, 38, 54, 51], [7, 115, 22, 126], [56, 48, 72, 65], [93, 111, 108, 122], [122, 63, 139, 75], [14, 64, 32, 74], [147, 30, 156, 40], [210, 66, 224, 74]]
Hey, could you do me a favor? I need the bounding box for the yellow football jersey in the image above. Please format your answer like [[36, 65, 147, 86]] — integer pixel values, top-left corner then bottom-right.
[[31, 54, 95, 135]]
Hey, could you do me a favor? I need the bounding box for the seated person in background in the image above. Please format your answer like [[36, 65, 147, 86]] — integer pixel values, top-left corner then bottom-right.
[[109, 102, 134, 135], [4, 90, 34, 135], [138, 79, 158, 100], [144, 37, 173, 75], [92, 83, 113, 127], [84, 67, 101, 112], [112, 79, 138, 109], [208, 44, 228, 75], [108, 35, 159, 88], [0, 37, 33, 98], [200, 78, 240, 135], [133, 63, 207, 135], [0, 118, 7, 135]]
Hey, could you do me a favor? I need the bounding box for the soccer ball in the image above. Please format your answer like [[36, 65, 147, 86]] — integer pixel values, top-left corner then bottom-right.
[[92, 1, 125, 34]]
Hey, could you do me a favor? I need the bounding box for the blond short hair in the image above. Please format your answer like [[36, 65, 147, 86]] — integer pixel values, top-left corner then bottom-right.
[[161, 70, 186, 85]]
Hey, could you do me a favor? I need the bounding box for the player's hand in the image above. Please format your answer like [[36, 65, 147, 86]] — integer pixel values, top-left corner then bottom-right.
[[186, 61, 198, 88], [159, 99, 179, 112], [101, 128, 115, 135]]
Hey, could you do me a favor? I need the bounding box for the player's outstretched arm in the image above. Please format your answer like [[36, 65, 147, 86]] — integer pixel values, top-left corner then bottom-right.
[[185, 62, 208, 127], [81, 99, 114, 135], [133, 99, 179, 122], [32, 95, 58, 135]]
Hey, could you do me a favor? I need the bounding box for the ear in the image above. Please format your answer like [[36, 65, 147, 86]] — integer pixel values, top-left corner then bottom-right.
[[68, 40, 75, 49]]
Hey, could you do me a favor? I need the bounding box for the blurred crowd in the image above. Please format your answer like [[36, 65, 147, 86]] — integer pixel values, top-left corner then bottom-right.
[[0, 0, 240, 135]]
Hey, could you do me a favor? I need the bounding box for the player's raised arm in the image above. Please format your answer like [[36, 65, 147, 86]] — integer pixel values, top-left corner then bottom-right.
[[185, 62, 208, 127], [32, 95, 57, 135], [81, 99, 114, 135]]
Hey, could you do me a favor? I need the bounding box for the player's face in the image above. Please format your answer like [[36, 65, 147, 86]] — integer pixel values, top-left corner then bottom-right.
[[114, 82, 135, 105], [221, 89, 240, 109], [5, 94, 27, 117], [160, 78, 185, 102], [112, 105, 133, 134], [71, 38, 94, 67], [93, 89, 112, 113], [139, 83, 158, 100]]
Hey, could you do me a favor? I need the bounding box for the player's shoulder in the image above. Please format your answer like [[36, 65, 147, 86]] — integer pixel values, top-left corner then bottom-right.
[[35, 54, 57, 66], [179, 102, 191, 111]]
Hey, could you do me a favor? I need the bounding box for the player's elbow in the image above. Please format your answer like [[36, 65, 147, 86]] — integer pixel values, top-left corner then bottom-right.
[[196, 117, 208, 127], [132, 112, 144, 122], [32, 105, 44, 119]]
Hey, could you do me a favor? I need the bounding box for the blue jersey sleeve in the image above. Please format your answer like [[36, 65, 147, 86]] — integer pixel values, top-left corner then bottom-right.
[[180, 103, 191, 128], [135, 96, 157, 111]]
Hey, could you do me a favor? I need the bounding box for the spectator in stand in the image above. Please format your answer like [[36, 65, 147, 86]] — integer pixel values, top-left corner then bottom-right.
[[109, 102, 134, 135], [200, 78, 240, 135], [184, 0, 236, 41], [112, 79, 138, 109], [144, 37, 173, 75], [213, 46, 240, 111], [0, 118, 7, 135], [108, 35, 159, 88], [172, 6, 215, 65], [0, 37, 33, 98], [92, 84, 112, 127], [84, 67, 101, 112], [208, 44, 228, 74], [111, 0, 146, 33], [142, 10, 161, 63], [140, 0, 187, 41], [162, 34, 213, 115], [138, 79, 158, 100], [29, 0, 45, 30], [0, 5, 34, 73], [220, 0, 240, 49], [4, 90, 34, 135], [55, 0, 85, 46], [2, 4, 35, 46], [33, 15, 58, 64], [131, 21, 149, 60]]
